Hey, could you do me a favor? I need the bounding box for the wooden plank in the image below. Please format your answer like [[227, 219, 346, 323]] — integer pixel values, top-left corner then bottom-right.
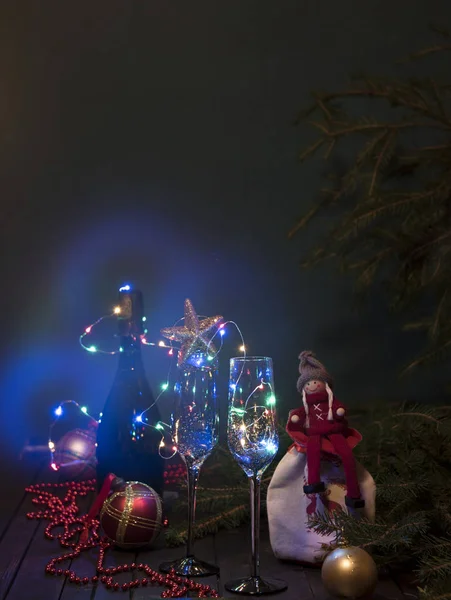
[[0, 457, 48, 600], [375, 574, 411, 600], [215, 523, 312, 599], [133, 534, 219, 599], [6, 491, 94, 600], [0, 453, 45, 542], [303, 567, 334, 600], [389, 569, 419, 600]]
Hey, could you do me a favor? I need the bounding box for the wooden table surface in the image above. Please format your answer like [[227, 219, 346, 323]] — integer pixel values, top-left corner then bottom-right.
[[0, 454, 418, 600]]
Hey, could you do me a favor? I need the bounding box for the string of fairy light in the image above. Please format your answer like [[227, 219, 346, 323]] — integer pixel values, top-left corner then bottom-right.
[[229, 368, 278, 450], [50, 293, 266, 470]]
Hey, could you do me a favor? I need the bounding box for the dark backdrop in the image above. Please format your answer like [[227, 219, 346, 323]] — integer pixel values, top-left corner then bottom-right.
[[1, 0, 450, 461]]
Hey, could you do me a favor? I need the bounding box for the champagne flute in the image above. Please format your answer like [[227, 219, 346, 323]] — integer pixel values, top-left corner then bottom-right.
[[226, 356, 287, 595], [159, 352, 220, 577]]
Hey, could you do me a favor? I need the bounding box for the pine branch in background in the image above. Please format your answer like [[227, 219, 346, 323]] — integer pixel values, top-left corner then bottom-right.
[[290, 28, 451, 375]]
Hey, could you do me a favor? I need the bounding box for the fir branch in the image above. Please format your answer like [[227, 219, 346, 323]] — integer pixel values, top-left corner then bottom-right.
[[418, 558, 451, 583], [392, 411, 441, 425], [402, 339, 451, 373], [164, 504, 249, 547], [292, 33, 451, 375], [420, 589, 451, 600], [369, 130, 396, 196], [406, 43, 451, 61], [417, 536, 451, 558]]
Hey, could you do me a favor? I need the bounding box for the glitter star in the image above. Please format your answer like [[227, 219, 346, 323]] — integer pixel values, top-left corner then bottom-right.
[[161, 299, 223, 367]]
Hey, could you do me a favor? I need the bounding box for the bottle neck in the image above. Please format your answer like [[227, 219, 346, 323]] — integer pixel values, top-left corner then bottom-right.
[[117, 335, 144, 371]]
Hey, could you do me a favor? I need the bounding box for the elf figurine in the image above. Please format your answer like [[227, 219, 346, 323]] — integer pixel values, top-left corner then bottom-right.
[[286, 351, 365, 509]]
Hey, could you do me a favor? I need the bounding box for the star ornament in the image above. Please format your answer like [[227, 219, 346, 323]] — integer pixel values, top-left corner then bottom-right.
[[161, 299, 223, 367]]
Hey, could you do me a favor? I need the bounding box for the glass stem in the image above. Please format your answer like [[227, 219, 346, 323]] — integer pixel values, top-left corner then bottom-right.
[[250, 474, 261, 579], [186, 461, 199, 558]]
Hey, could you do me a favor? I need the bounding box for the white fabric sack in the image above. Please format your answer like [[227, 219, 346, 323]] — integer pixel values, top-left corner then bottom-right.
[[267, 447, 376, 565]]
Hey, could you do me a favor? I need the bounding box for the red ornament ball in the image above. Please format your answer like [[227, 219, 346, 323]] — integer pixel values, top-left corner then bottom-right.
[[100, 482, 163, 549], [53, 428, 97, 480]]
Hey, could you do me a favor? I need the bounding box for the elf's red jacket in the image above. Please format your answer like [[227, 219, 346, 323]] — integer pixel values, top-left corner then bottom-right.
[[286, 390, 361, 454]]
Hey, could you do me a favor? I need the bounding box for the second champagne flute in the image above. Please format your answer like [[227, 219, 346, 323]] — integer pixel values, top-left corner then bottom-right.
[[226, 356, 287, 595], [159, 354, 220, 577]]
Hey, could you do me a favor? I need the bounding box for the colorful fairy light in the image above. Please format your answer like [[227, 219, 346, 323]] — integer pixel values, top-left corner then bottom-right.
[[79, 310, 120, 355], [228, 352, 277, 448], [79, 301, 250, 463], [79, 309, 175, 355]]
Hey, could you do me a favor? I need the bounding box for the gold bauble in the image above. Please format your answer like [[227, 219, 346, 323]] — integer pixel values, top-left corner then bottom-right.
[[321, 546, 378, 599]]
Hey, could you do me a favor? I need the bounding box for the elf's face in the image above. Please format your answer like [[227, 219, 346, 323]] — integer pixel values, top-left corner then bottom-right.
[[304, 379, 326, 394]]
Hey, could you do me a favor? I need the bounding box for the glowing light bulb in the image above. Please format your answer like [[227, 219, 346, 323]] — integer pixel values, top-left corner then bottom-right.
[[207, 355, 214, 361], [168, 349, 173, 356], [239, 424, 246, 432], [239, 345, 246, 352], [259, 384, 264, 390], [81, 406, 88, 414], [113, 306, 121, 315], [158, 341, 165, 347], [155, 423, 164, 431], [99, 412, 103, 417], [87, 345, 97, 353], [266, 441, 277, 453], [85, 326, 92, 334], [141, 337, 147, 344], [119, 284, 131, 292], [219, 328, 226, 337], [54, 406, 63, 417], [136, 415, 143, 423], [159, 440, 165, 449], [142, 316, 147, 322], [48, 441, 55, 450], [119, 347, 124, 352], [266, 394, 276, 406], [50, 463, 58, 471], [230, 383, 236, 391], [161, 382, 168, 391], [240, 438, 246, 447]]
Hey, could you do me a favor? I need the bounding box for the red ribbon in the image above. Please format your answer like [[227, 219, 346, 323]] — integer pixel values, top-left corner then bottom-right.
[[80, 473, 117, 544]]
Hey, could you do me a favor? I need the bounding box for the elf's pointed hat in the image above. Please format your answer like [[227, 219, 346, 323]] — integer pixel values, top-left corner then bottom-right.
[[296, 351, 333, 393]]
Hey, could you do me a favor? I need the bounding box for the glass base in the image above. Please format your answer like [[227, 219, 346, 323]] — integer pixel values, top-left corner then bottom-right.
[[159, 555, 220, 577], [225, 576, 288, 596]]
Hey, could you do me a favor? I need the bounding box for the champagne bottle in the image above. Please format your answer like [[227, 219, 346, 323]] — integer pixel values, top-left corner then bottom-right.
[[96, 287, 164, 496]]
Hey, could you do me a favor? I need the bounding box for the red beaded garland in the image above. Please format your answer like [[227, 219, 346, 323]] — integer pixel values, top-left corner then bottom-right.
[[25, 479, 219, 598]]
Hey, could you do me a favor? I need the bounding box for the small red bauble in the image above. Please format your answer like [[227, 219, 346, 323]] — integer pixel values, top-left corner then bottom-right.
[[100, 482, 162, 549], [53, 428, 97, 480]]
